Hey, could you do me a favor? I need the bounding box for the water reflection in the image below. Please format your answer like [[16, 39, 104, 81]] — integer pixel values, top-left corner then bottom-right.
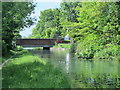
[[65, 53, 70, 73], [29, 48, 119, 88], [29, 49, 51, 58]]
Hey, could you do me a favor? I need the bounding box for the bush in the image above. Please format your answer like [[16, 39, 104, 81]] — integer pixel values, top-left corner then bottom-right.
[[16, 46, 23, 51], [2, 40, 8, 56], [76, 47, 94, 59], [94, 45, 120, 59], [75, 34, 104, 59], [70, 43, 77, 53]]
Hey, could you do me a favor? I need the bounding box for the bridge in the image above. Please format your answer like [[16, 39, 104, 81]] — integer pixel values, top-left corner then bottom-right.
[[16, 39, 57, 50]]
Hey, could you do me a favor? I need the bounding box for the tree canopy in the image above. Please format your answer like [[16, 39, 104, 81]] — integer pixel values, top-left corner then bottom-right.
[[2, 2, 35, 55], [31, 1, 120, 59]]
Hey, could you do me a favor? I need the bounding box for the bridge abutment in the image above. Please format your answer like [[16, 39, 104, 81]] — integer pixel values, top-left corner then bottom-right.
[[43, 47, 50, 50]]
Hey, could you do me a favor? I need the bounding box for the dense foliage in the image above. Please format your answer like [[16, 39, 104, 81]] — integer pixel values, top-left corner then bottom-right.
[[32, 2, 120, 60], [2, 2, 35, 56], [31, 8, 61, 38], [75, 2, 120, 59], [31, 2, 80, 38]]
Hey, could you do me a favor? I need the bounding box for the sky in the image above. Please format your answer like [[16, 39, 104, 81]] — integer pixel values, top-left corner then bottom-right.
[[20, 1, 62, 38]]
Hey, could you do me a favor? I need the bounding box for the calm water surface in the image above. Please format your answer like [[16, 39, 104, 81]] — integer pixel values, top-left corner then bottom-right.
[[29, 48, 119, 88]]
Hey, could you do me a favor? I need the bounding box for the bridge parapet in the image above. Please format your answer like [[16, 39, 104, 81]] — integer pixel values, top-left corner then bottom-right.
[[16, 39, 57, 47]]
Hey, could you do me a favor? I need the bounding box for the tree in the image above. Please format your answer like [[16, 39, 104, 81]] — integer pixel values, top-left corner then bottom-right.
[[59, 2, 81, 37], [2, 2, 35, 55], [75, 2, 120, 59], [31, 8, 62, 38], [31, 2, 120, 59]]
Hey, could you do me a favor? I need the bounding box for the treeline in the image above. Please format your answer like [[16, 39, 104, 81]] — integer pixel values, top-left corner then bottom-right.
[[31, 2, 80, 38], [2, 2, 35, 56], [31, 1, 120, 60]]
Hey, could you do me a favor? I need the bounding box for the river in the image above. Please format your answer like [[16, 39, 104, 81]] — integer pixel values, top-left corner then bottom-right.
[[29, 48, 119, 88]]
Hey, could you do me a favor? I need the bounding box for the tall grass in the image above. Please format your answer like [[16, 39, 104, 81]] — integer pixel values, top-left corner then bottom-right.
[[2, 51, 71, 88]]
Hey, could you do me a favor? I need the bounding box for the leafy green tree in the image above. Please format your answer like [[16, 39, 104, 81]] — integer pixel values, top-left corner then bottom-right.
[[2, 2, 35, 55], [31, 8, 62, 38], [31, 1, 120, 59], [32, 2, 81, 39], [59, 2, 81, 37], [76, 2, 120, 59]]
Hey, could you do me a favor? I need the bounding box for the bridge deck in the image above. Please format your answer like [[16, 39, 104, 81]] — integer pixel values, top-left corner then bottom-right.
[[16, 39, 57, 47]]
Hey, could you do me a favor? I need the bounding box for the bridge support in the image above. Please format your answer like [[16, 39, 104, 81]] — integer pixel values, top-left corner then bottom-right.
[[43, 47, 50, 50]]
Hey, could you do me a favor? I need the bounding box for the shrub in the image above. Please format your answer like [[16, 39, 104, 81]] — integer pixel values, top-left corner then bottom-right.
[[94, 44, 120, 59], [2, 40, 8, 56], [16, 46, 23, 51]]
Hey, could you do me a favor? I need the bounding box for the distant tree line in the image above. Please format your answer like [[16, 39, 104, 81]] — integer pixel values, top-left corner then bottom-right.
[[31, 1, 120, 59]]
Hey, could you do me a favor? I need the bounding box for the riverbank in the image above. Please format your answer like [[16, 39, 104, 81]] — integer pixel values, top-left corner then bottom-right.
[[2, 50, 71, 88], [53, 43, 120, 60], [28, 48, 119, 88], [67, 42, 120, 61], [2, 48, 119, 88], [53, 43, 71, 49]]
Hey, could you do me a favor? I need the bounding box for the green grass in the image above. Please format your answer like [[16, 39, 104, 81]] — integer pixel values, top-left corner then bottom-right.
[[34, 47, 43, 50], [2, 51, 71, 88], [54, 44, 71, 49]]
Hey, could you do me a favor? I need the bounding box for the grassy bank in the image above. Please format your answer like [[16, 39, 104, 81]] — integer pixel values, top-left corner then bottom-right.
[[2, 50, 71, 88], [54, 43, 71, 49]]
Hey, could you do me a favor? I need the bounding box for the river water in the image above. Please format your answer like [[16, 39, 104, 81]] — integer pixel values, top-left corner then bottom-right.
[[29, 48, 119, 88]]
